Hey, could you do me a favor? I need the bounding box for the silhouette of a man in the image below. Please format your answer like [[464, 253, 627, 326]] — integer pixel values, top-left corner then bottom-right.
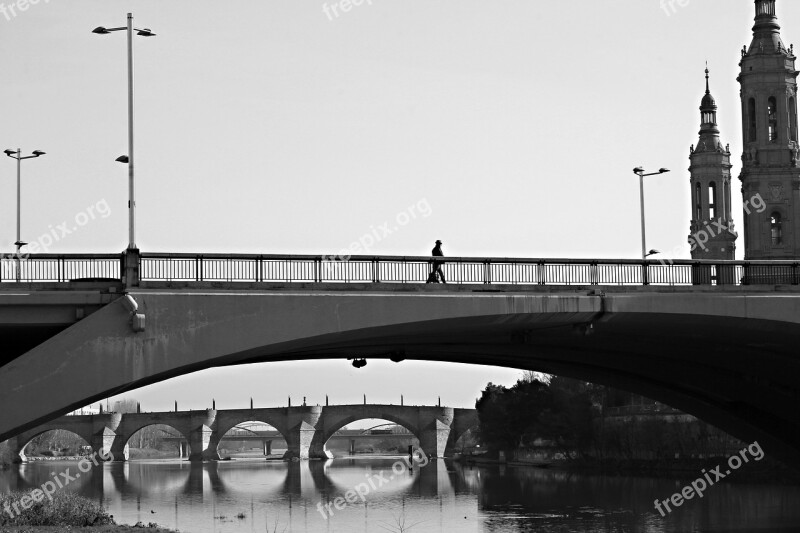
[[427, 240, 446, 283]]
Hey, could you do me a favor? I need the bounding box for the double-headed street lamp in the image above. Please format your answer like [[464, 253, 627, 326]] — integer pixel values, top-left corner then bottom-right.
[[4, 148, 46, 254], [633, 166, 670, 261], [92, 14, 155, 251]]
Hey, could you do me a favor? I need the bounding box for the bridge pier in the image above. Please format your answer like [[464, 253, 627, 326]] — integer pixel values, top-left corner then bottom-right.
[[263, 439, 272, 456], [6, 437, 24, 463], [418, 419, 452, 458], [188, 410, 220, 462], [283, 406, 331, 460], [178, 441, 189, 459]]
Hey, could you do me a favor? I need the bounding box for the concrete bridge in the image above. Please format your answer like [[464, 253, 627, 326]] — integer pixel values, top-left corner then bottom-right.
[[6, 405, 478, 462], [2, 252, 800, 469]]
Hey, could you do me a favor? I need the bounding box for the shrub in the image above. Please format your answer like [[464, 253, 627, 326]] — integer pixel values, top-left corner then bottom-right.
[[0, 491, 115, 527]]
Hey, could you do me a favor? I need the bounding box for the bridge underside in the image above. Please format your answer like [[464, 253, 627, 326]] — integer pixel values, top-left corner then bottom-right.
[[1, 286, 799, 469]]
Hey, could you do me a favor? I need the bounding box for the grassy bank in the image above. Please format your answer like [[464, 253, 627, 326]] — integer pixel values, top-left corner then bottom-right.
[[0, 492, 114, 528], [0, 492, 177, 532], [0, 527, 175, 532]]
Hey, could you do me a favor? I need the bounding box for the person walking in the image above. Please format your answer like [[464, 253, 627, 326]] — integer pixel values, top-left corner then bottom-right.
[[427, 240, 446, 283]]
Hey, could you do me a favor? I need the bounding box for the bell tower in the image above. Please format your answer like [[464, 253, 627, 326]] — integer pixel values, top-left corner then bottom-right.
[[689, 68, 737, 260], [738, 0, 800, 259]]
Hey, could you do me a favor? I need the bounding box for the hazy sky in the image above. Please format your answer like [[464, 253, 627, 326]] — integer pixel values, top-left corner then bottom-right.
[[3, 0, 792, 412]]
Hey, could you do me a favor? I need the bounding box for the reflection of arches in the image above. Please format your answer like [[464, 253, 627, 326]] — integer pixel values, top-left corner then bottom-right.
[[120, 460, 192, 494]]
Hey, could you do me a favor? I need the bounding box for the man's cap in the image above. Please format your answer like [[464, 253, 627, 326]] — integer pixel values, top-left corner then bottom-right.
[[435, 240, 442, 244]]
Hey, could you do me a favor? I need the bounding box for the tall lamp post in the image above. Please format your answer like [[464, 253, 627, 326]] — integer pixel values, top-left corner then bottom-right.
[[632, 167, 670, 261], [92, 14, 155, 251], [4, 148, 46, 254]]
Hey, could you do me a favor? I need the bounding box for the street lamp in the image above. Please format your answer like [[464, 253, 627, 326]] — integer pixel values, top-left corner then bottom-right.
[[4, 149, 46, 254], [633, 167, 670, 261], [92, 13, 156, 250]]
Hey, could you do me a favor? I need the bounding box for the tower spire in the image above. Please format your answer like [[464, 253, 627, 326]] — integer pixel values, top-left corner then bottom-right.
[[699, 66, 719, 136], [746, 1, 787, 56], [688, 65, 736, 261]]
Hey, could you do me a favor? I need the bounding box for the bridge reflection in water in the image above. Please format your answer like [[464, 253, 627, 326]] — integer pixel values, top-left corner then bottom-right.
[[2, 458, 800, 532]]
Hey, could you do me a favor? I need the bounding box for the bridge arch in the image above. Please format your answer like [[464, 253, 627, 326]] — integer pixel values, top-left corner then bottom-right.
[[113, 417, 194, 462], [213, 417, 288, 459], [15, 428, 92, 462], [318, 415, 419, 457], [318, 413, 421, 447], [3, 289, 800, 468], [124, 424, 186, 461]]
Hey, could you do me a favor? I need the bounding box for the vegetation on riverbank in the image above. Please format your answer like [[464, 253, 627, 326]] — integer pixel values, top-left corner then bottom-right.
[[474, 373, 797, 479], [0, 492, 178, 531], [0, 492, 114, 528]]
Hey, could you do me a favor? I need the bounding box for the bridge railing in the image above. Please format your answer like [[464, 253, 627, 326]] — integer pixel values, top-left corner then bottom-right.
[[0, 254, 122, 283], [3, 253, 800, 286], [138, 253, 800, 286]]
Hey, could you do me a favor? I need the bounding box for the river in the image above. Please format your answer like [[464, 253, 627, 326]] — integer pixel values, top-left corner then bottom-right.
[[1, 457, 799, 532]]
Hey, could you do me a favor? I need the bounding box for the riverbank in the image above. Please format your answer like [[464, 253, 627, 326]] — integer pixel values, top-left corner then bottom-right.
[[457, 453, 800, 483]]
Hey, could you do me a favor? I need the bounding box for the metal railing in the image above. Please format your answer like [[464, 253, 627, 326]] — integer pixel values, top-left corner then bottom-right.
[[2, 252, 800, 286], [139, 253, 800, 287], [0, 254, 122, 283]]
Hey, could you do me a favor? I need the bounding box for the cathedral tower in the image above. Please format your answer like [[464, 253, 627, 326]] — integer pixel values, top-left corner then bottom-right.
[[689, 68, 737, 260], [738, 0, 800, 259]]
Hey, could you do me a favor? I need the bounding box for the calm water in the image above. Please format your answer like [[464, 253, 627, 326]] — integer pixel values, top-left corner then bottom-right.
[[1, 457, 799, 532]]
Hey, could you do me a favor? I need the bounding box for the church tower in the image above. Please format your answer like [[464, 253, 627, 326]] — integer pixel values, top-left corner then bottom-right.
[[689, 68, 737, 260], [738, 0, 800, 259]]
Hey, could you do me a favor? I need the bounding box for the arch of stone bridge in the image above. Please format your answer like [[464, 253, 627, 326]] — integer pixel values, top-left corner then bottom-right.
[[315, 410, 423, 449], [15, 426, 93, 462], [115, 421, 191, 461], [449, 410, 479, 445], [211, 411, 290, 457], [3, 289, 800, 468]]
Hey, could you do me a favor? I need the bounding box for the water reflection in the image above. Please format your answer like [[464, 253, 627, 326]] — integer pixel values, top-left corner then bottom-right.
[[1, 458, 799, 532]]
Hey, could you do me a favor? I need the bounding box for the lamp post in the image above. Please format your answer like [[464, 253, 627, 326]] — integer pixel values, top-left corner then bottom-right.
[[4, 148, 46, 255], [92, 14, 155, 251], [632, 167, 670, 261]]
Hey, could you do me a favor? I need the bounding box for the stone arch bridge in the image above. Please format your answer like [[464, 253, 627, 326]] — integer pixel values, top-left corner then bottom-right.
[[7, 405, 478, 462]]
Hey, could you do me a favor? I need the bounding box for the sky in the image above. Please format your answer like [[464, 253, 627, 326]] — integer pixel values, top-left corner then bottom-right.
[[3, 0, 795, 412]]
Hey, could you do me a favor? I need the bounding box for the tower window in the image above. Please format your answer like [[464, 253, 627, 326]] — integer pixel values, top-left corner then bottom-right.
[[709, 182, 717, 219], [723, 181, 729, 220], [790, 97, 798, 142], [757, 1, 776, 16], [748, 98, 757, 142], [695, 183, 702, 220], [768, 97, 778, 143], [771, 212, 783, 246]]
